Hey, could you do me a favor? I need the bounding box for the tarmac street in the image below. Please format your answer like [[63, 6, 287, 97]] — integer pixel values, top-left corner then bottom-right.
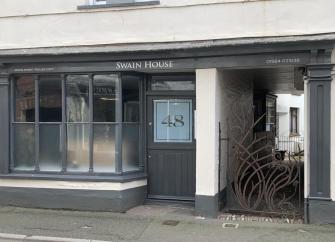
[[0, 205, 333, 242]]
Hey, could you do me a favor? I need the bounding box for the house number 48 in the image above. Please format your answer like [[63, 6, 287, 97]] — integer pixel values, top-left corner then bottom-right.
[[161, 115, 185, 127]]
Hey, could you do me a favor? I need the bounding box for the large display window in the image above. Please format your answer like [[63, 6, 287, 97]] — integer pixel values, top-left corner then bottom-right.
[[11, 73, 142, 174]]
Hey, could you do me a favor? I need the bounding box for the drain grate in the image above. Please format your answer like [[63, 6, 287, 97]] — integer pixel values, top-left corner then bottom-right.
[[222, 223, 239, 229], [162, 220, 180, 226]]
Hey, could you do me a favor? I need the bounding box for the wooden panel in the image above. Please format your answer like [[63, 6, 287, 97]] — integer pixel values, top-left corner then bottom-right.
[[148, 149, 195, 199]]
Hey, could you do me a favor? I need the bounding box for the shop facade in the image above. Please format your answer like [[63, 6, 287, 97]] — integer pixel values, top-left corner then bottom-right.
[[1, 0, 335, 224], [0, 38, 334, 224]]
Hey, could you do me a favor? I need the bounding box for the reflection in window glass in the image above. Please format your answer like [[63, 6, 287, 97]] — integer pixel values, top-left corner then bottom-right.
[[93, 124, 116, 172], [39, 76, 62, 122], [122, 124, 140, 172], [122, 75, 140, 122], [13, 124, 35, 170], [67, 124, 90, 172], [93, 75, 119, 122], [14, 76, 35, 122], [151, 75, 195, 91], [39, 124, 62, 172], [66, 75, 90, 122]]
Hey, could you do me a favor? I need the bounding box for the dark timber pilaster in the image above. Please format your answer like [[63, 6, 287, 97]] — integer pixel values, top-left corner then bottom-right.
[[0, 73, 9, 174], [306, 64, 332, 199]]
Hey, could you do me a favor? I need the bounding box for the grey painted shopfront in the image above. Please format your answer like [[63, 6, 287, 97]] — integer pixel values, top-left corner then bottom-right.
[[0, 37, 334, 224]]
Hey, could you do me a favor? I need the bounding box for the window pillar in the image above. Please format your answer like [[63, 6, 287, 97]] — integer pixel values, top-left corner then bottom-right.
[[0, 73, 9, 174], [306, 64, 332, 199]]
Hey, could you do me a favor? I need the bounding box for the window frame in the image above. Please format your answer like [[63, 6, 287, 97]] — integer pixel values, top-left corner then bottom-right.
[[10, 72, 144, 176], [290, 107, 299, 136], [79, 0, 160, 9]]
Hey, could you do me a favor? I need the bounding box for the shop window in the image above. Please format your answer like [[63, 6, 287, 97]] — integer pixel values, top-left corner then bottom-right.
[[39, 76, 62, 122], [14, 76, 35, 122], [93, 124, 117, 172], [66, 75, 90, 123], [93, 75, 118, 122], [290, 107, 299, 135], [11, 73, 142, 175], [13, 124, 35, 171], [66, 75, 90, 172], [67, 124, 90, 172], [151, 74, 195, 91], [122, 75, 140, 171]]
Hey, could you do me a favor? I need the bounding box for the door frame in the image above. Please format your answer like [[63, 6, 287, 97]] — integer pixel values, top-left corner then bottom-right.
[[144, 73, 196, 200]]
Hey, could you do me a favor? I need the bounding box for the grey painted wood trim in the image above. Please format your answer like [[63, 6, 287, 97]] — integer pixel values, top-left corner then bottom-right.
[[307, 199, 335, 224], [116, 74, 122, 173], [77, 1, 160, 10], [306, 64, 333, 199], [34, 75, 40, 172], [0, 171, 147, 182], [195, 193, 219, 218], [0, 74, 10, 174], [0, 185, 147, 212], [89, 74, 94, 173], [6, 52, 312, 74], [61, 75, 67, 172]]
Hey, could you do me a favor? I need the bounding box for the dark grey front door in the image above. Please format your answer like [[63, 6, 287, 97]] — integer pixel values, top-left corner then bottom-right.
[[147, 96, 196, 201]]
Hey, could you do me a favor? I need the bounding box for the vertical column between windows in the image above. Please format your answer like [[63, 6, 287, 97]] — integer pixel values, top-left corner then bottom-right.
[[116, 73, 122, 173], [61, 75, 67, 172], [34, 75, 40, 172], [9, 77, 14, 172], [89, 74, 94, 173]]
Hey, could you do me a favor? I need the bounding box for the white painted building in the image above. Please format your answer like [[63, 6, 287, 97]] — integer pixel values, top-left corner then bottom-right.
[[0, 0, 334, 224], [277, 94, 305, 137]]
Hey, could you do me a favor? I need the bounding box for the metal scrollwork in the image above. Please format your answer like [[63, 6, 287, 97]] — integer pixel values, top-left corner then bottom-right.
[[227, 112, 303, 217]]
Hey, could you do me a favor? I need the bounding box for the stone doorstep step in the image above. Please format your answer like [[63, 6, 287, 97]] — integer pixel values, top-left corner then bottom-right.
[[0, 232, 111, 242]]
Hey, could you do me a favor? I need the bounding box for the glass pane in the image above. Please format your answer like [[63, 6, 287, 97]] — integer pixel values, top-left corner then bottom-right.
[[66, 75, 90, 122], [151, 75, 195, 91], [93, 75, 119, 122], [67, 124, 90, 172], [122, 75, 140, 122], [39, 75, 62, 122], [93, 124, 116, 172], [122, 124, 140, 172], [14, 76, 35, 122], [13, 124, 35, 170], [154, 99, 193, 143], [39, 124, 62, 171]]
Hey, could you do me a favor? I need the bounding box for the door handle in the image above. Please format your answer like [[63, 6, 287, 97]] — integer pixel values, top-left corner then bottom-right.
[[148, 122, 152, 126]]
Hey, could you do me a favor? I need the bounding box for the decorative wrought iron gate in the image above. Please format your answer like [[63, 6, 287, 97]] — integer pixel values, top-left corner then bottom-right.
[[220, 114, 304, 218]]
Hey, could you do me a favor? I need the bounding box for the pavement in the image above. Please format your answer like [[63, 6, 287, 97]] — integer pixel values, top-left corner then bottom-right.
[[0, 204, 333, 242]]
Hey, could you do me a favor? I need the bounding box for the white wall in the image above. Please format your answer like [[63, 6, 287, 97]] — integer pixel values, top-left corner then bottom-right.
[[276, 94, 305, 137], [0, 0, 335, 50], [219, 70, 254, 193], [195, 68, 254, 197], [195, 68, 220, 196]]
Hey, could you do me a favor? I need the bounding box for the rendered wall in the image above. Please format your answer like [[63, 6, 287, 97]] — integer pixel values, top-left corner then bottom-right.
[[219, 70, 254, 207], [0, 0, 335, 50], [195, 68, 220, 197], [276, 94, 305, 137]]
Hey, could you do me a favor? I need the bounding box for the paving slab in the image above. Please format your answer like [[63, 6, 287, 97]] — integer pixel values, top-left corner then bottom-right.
[[0, 205, 333, 242]]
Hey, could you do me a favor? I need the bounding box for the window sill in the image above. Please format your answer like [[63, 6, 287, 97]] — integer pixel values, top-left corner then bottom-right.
[[0, 172, 147, 183], [78, 1, 160, 10], [289, 133, 300, 137]]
